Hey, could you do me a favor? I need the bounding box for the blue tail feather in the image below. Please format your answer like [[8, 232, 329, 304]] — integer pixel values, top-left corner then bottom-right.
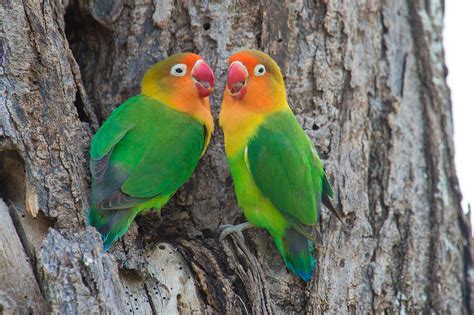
[[281, 228, 315, 281], [88, 207, 138, 250]]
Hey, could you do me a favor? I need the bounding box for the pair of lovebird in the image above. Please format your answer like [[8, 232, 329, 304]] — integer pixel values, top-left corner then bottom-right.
[[88, 50, 341, 281]]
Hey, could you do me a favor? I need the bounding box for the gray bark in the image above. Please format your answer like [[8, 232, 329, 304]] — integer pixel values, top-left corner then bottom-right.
[[0, 0, 471, 314]]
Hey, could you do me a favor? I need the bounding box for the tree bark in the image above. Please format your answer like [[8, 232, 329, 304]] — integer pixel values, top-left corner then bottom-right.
[[0, 0, 471, 314]]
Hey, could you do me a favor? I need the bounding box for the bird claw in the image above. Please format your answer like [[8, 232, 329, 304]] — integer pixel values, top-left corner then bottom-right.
[[218, 224, 235, 233], [218, 222, 252, 242]]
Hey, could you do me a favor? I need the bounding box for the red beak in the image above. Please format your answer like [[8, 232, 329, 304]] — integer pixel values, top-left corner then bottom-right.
[[192, 60, 215, 97], [227, 61, 248, 99]]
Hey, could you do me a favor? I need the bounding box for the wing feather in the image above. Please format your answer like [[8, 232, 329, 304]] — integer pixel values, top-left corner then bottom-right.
[[90, 96, 205, 210], [246, 111, 325, 228]]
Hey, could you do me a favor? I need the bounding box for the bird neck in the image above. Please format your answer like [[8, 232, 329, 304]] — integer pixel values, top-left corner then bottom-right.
[[219, 95, 288, 156], [144, 89, 215, 151]]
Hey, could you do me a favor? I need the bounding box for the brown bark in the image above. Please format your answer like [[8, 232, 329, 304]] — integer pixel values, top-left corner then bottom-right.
[[0, 0, 471, 314]]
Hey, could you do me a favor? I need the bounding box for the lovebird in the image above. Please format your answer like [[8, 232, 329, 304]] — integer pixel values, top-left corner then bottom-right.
[[219, 50, 342, 281], [88, 53, 215, 250]]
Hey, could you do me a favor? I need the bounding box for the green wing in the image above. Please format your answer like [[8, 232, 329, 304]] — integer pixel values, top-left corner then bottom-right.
[[247, 110, 327, 230], [90, 95, 205, 210]]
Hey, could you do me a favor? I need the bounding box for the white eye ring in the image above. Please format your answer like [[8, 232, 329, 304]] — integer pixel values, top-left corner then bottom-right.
[[254, 64, 266, 76], [171, 63, 187, 76]]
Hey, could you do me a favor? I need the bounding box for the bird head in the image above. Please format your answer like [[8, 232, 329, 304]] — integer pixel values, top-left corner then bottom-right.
[[223, 50, 286, 111], [141, 53, 215, 101]]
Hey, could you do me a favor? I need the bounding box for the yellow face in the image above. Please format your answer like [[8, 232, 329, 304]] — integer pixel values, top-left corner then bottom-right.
[[223, 49, 286, 112]]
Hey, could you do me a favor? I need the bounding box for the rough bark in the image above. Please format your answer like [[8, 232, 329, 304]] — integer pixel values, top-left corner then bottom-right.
[[0, 0, 471, 314]]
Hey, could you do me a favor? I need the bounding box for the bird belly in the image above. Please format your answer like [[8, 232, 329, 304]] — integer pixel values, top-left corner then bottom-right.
[[134, 194, 171, 213], [228, 152, 288, 237]]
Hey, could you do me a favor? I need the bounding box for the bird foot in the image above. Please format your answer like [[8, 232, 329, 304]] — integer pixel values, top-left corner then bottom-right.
[[218, 222, 252, 242]]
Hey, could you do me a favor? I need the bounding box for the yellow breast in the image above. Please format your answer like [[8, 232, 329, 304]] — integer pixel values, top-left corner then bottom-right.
[[219, 103, 264, 156]]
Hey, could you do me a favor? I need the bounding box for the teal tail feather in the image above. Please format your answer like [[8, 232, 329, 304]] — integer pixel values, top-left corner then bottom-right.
[[88, 207, 139, 251], [279, 228, 315, 281]]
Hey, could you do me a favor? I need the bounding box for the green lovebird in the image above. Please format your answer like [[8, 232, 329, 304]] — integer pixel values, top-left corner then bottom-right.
[[88, 53, 215, 250], [219, 50, 342, 281]]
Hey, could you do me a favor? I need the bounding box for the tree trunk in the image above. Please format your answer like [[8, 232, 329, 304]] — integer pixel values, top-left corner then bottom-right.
[[0, 0, 471, 314]]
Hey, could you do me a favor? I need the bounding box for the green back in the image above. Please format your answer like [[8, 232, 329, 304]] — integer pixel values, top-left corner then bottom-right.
[[247, 110, 327, 228], [90, 95, 205, 210]]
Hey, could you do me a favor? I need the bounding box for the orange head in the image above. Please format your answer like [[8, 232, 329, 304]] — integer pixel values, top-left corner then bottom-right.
[[141, 52, 215, 101], [223, 50, 287, 112]]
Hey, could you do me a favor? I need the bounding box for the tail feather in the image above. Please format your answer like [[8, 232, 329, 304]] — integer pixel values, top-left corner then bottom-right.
[[277, 228, 315, 281], [88, 207, 139, 250]]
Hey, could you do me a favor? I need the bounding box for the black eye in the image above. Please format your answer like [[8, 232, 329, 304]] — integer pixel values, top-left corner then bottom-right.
[[176, 68, 183, 73]]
